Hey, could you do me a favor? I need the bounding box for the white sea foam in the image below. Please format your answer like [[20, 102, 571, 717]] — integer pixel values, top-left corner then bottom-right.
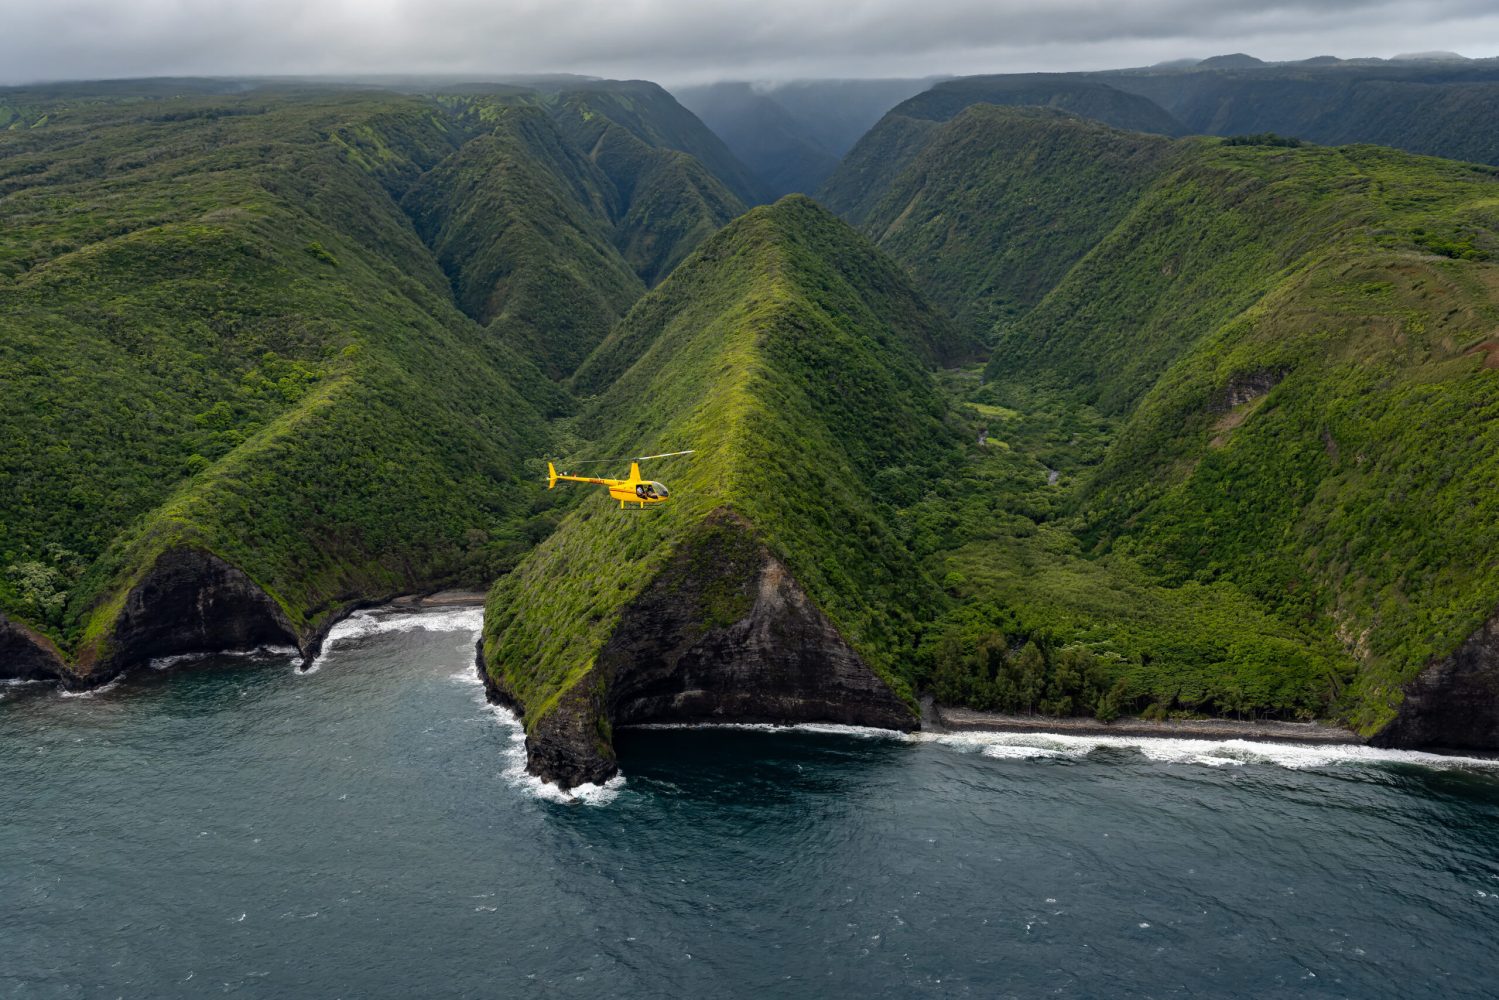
[[474, 692, 625, 806], [306, 606, 485, 672], [979, 744, 1066, 760], [59, 677, 122, 699], [150, 646, 298, 671], [627, 719, 1499, 775], [915, 730, 1499, 773], [629, 720, 902, 740]]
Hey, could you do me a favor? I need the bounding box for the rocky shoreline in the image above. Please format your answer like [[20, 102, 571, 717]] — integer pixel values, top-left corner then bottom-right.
[[1, 576, 493, 693]]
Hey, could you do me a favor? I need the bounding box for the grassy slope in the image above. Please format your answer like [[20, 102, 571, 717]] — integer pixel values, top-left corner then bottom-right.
[[0, 90, 558, 657], [548, 102, 746, 286], [816, 115, 941, 225], [483, 197, 961, 727], [883, 120, 1499, 730], [843, 107, 1180, 343], [1064, 149, 1499, 730], [547, 82, 768, 207], [988, 139, 1390, 412], [821, 76, 1181, 222], [402, 105, 645, 381], [407, 95, 745, 379]]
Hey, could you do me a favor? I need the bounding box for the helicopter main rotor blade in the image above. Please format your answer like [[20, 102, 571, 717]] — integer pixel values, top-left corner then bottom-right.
[[634, 450, 696, 461]]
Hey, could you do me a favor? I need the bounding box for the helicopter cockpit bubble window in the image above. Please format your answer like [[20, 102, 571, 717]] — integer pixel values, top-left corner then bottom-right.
[[649, 482, 669, 498]]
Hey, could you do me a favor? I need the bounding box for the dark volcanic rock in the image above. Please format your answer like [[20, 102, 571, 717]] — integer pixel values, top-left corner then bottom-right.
[[1372, 606, 1499, 751], [492, 510, 918, 788], [475, 637, 618, 788], [0, 613, 66, 681], [1211, 368, 1287, 411], [601, 516, 916, 730], [527, 675, 618, 788], [86, 546, 300, 678]]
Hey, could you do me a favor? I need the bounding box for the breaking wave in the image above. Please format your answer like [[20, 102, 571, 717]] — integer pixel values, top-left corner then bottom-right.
[[150, 646, 299, 671], [629, 720, 1499, 774], [306, 606, 485, 672], [909, 728, 1499, 772], [450, 667, 624, 806]]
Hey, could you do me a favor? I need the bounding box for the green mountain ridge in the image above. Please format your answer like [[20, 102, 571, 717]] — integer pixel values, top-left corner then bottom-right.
[[884, 62, 1499, 168], [0, 82, 752, 681], [0, 92, 551, 672], [888, 75, 1186, 136], [818, 76, 1183, 238], [403, 93, 746, 379], [6, 76, 1499, 786], [480, 196, 963, 785]]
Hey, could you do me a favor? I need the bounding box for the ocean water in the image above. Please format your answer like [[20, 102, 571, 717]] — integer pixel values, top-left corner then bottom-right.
[[4, 607, 1499, 999]]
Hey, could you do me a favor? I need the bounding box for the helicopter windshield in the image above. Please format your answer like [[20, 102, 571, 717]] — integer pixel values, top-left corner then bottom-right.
[[648, 481, 669, 498]]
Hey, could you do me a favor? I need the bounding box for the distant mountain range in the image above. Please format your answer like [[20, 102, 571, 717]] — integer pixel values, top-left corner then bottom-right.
[[675, 56, 1499, 198]]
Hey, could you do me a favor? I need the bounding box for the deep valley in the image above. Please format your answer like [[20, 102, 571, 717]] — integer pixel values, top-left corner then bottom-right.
[[4, 62, 1499, 788]]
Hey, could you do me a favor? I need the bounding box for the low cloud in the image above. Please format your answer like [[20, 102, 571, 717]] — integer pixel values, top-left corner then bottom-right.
[[2, 0, 1497, 85]]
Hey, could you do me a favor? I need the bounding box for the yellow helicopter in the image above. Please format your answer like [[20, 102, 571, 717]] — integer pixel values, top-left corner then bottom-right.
[[546, 451, 694, 509]]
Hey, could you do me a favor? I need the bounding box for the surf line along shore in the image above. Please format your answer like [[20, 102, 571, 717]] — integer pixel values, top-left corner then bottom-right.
[[923, 699, 1361, 746]]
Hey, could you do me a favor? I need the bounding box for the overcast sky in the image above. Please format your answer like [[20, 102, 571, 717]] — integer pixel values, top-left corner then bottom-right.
[[3, 0, 1498, 86]]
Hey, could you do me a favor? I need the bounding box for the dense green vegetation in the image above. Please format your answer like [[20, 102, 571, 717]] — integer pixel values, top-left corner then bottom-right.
[[818, 77, 1183, 229], [7, 71, 1499, 752], [0, 80, 755, 671], [826, 105, 1499, 733], [404, 92, 745, 378], [0, 90, 552, 657], [483, 197, 965, 727], [402, 104, 645, 381], [541, 81, 766, 208], [829, 107, 1179, 343], [906, 381, 1348, 722]]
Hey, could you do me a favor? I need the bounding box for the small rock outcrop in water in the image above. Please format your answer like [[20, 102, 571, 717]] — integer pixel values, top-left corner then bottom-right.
[[74, 547, 302, 682], [485, 510, 917, 788], [1372, 606, 1499, 751]]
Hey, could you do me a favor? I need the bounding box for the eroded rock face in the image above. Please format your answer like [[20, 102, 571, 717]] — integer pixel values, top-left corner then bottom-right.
[[90, 547, 301, 677], [601, 547, 915, 731], [0, 613, 66, 682], [1372, 605, 1499, 751], [497, 510, 917, 788], [1211, 368, 1287, 411]]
